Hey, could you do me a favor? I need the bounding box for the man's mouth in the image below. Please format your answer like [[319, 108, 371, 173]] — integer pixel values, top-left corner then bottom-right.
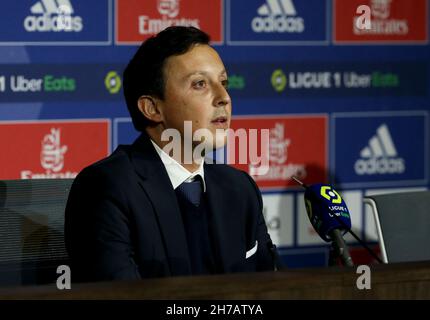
[[211, 116, 228, 124]]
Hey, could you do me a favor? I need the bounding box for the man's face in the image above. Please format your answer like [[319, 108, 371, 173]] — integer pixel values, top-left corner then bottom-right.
[[158, 44, 231, 151]]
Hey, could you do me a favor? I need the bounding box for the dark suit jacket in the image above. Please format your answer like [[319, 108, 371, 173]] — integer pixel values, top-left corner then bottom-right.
[[65, 133, 275, 282]]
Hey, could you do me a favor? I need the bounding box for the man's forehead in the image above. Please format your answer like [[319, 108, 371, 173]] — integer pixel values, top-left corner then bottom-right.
[[164, 45, 226, 75]]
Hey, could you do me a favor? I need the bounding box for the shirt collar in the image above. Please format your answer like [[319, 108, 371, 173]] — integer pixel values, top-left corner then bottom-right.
[[150, 140, 206, 192]]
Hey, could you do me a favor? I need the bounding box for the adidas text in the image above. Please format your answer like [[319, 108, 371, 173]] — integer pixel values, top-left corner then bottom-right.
[[252, 15, 304, 33], [24, 14, 83, 32], [354, 157, 405, 175]]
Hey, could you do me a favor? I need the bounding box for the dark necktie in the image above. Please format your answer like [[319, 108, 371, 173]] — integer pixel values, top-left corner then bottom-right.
[[176, 177, 202, 206]]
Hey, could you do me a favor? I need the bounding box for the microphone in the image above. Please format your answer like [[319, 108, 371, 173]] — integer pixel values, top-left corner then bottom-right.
[[292, 177, 354, 267], [292, 176, 383, 266]]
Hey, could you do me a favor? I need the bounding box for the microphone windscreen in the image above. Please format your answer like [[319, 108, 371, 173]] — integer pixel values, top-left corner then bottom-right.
[[304, 184, 351, 242]]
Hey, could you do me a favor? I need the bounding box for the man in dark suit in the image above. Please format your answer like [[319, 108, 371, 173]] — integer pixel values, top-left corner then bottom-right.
[[65, 26, 277, 282]]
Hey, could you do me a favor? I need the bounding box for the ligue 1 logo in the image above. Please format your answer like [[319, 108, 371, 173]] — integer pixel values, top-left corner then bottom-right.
[[271, 69, 287, 92], [320, 186, 342, 204], [105, 71, 122, 94]]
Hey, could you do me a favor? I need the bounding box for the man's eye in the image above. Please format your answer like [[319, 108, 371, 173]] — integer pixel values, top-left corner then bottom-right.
[[193, 80, 206, 89], [222, 79, 229, 88]]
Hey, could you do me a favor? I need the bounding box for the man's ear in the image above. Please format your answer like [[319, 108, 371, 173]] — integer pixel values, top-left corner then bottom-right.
[[137, 96, 163, 123]]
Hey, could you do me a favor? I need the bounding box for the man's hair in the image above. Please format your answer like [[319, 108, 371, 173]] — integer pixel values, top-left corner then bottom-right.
[[123, 26, 211, 132]]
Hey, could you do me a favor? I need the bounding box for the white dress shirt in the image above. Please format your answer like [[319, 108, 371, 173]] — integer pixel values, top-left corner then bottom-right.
[[150, 140, 206, 192]]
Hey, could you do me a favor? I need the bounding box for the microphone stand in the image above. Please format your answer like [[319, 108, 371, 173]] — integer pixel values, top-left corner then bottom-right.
[[328, 229, 354, 267], [267, 241, 284, 271]]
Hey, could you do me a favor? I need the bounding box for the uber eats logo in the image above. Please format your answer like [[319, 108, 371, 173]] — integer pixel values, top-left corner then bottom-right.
[[227, 74, 246, 90], [355, 124, 405, 175], [10, 74, 75, 92]]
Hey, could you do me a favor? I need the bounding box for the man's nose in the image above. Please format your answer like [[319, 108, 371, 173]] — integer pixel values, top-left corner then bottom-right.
[[213, 84, 231, 107]]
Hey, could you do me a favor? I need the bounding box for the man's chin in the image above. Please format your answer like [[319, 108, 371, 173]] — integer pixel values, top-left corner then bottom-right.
[[192, 138, 226, 153]]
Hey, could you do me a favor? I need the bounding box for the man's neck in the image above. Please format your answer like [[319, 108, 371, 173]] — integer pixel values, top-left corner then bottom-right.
[[179, 160, 202, 173], [148, 133, 203, 173]]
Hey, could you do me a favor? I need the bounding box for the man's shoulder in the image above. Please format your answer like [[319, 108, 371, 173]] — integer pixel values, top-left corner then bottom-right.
[[205, 162, 253, 184], [205, 161, 239, 174], [88, 145, 132, 171], [76, 145, 136, 183]]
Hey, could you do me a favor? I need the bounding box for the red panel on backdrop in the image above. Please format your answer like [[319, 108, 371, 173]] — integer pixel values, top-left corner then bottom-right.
[[334, 0, 428, 43], [227, 115, 328, 190], [116, 0, 223, 44], [0, 120, 110, 180]]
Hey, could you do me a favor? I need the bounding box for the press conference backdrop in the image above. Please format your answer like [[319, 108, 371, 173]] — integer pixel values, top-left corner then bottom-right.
[[0, 0, 429, 268]]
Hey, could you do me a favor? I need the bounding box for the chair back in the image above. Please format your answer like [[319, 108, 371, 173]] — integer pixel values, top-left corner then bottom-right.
[[0, 179, 73, 286], [364, 191, 430, 263]]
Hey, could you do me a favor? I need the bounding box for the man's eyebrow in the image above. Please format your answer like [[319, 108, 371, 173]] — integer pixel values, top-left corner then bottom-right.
[[184, 71, 206, 79], [184, 70, 228, 79]]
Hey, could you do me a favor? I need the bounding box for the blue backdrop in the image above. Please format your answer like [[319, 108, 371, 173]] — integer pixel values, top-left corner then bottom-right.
[[0, 0, 429, 268]]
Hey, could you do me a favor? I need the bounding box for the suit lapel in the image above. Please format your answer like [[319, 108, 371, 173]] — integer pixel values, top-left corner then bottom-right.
[[130, 134, 191, 276], [205, 164, 244, 272]]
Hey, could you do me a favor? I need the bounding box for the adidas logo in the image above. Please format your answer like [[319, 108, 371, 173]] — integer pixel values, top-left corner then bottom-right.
[[354, 124, 405, 175], [24, 0, 83, 32], [251, 0, 304, 33], [258, 0, 297, 16]]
